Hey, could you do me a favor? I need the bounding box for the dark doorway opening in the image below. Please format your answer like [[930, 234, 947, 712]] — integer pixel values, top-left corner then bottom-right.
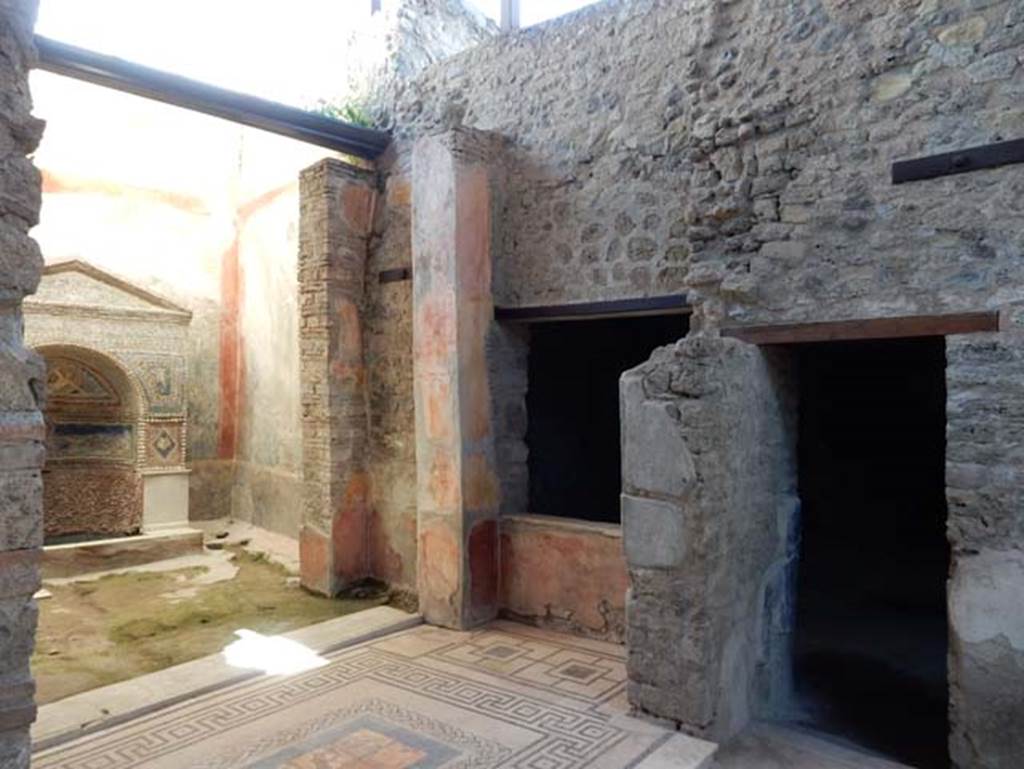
[[794, 337, 949, 768], [525, 314, 687, 523]]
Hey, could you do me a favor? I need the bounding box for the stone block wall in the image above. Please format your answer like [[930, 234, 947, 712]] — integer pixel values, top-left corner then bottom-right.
[[621, 338, 798, 740], [946, 329, 1024, 768], [0, 0, 44, 764]]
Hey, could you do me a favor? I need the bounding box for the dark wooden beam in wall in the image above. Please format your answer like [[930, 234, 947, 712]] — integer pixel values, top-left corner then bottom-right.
[[379, 266, 412, 284], [495, 295, 690, 323], [721, 312, 1001, 346], [892, 139, 1024, 184]]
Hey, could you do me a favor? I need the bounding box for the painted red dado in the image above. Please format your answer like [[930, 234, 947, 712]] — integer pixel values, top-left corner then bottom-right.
[[500, 518, 628, 641], [369, 506, 407, 586], [418, 517, 461, 619], [331, 472, 371, 583], [468, 519, 499, 616], [299, 525, 331, 597]]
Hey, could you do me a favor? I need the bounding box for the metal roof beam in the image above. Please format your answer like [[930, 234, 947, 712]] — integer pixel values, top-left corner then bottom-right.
[[33, 35, 391, 160]]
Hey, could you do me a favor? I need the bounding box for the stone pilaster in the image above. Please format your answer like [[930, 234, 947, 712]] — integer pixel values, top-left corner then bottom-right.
[[620, 339, 798, 741], [298, 159, 377, 596], [411, 129, 503, 629], [0, 1, 45, 765]]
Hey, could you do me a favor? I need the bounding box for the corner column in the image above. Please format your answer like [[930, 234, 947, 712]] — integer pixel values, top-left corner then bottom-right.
[[298, 159, 377, 596], [412, 129, 503, 629]]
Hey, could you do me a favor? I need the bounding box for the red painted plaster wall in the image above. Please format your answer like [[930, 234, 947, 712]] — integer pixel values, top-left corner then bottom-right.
[[499, 516, 628, 642]]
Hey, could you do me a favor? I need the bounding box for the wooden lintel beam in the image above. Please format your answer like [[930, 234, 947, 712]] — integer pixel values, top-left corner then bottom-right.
[[495, 294, 690, 323], [893, 138, 1024, 184], [379, 266, 411, 284], [721, 311, 1001, 346]]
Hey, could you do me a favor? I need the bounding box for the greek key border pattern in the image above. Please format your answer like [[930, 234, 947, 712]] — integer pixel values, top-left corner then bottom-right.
[[34, 649, 628, 769]]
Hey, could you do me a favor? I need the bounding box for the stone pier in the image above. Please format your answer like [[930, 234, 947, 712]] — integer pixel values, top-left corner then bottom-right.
[[411, 129, 503, 629], [0, 2, 45, 765], [297, 159, 378, 596]]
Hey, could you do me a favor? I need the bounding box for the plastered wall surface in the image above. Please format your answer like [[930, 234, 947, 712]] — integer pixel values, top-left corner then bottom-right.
[[232, 129, 329, 537], [499, 515, 628, 642], [30, 73, 231, 502], [29, 71, 336, 536]]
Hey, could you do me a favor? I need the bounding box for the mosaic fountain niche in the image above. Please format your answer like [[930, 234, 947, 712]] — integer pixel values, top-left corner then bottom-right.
[[24, 260, 192, 542]]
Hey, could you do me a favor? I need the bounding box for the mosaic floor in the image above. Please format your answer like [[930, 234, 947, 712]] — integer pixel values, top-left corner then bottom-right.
[[33, 620, 713, 769]]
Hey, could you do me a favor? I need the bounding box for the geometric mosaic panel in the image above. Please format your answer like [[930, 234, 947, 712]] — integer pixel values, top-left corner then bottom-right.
[[32, 623, 686, 769], [144, 420, 185, 467], [245, 713, 462, 768]]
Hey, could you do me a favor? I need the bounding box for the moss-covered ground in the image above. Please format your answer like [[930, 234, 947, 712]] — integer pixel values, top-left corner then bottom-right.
[[32, 549, 385, 704]]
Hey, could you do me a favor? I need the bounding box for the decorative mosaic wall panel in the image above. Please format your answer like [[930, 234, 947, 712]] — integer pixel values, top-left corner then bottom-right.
[[131, 354, 187, 416], [144, 420, 186, 467], [46, 356, 122, 408], [48, 423, 135, 463], [43, 465, 142, 538]]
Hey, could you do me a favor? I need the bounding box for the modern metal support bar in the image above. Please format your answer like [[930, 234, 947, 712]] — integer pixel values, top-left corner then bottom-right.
[[34, 35, 392, 160]]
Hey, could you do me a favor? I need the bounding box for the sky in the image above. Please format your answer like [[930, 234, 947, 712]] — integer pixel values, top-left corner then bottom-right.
[[35, 0, 362, 108], [35, 0, 599, 107]]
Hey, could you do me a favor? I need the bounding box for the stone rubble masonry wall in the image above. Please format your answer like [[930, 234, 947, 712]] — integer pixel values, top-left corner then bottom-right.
[[346, 0, 497, 124], [382, 0, 1024, 316], [946, 327, 1024, 769], [0, 0, 44, 765], [621, 338, 797, 741], [370, 0, 1024, 762], [411, 128, 504, 629], [297, 158, 378, 596]]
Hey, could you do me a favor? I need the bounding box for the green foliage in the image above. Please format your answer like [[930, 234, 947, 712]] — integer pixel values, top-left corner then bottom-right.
[[310, 98, 374, 128]]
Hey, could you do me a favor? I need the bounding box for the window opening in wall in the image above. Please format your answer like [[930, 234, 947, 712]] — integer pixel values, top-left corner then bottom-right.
[[793, 337, 949, 768], [525, 313, 688, 524]]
